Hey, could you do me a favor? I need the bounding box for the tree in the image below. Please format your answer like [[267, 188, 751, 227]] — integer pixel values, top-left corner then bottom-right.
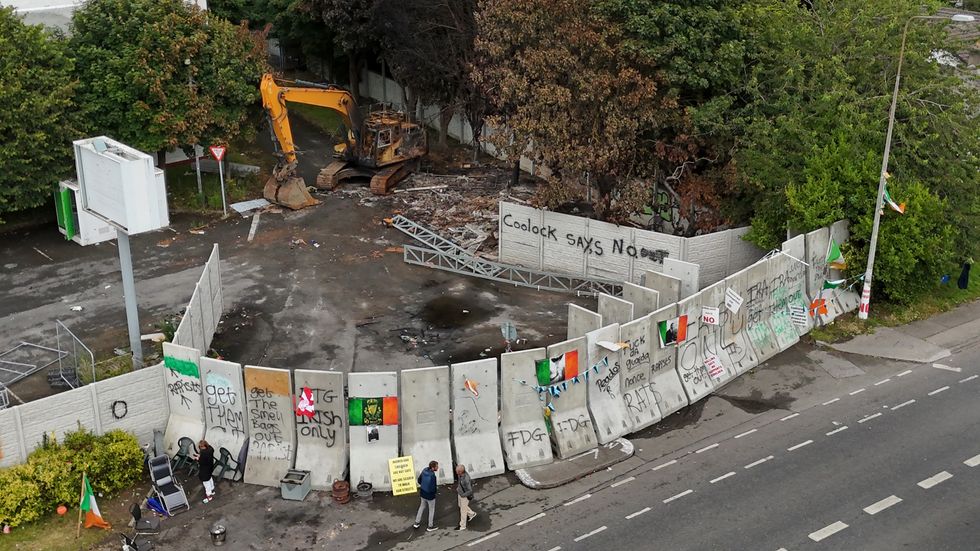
[[69, 0, 267, 165], [298, 0, 378, 100], [0, 8, 80, 221]]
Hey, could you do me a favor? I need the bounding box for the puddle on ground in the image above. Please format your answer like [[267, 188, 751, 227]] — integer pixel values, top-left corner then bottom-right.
[[633, 399, 707, 438], [420, 294, 493, 329], [716, 389, 795, 413]]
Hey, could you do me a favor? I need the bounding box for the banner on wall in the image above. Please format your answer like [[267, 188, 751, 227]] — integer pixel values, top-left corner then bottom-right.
[[389, 456, 417, 496], [657, 316, 688, 347]]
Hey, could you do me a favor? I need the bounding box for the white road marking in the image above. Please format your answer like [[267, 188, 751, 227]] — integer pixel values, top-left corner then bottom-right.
[[918, 471, 953, 489], [545, 547, 561, 551], [696, 443, 719, 454], [897, 369, 913, 377], [849, 388, 866, 396], [745, 456, 774, 469], [809, 521, 849, 542], [964, 453, 980, 467], [625, 507, 651, 519], [823, 398, 840, 406], [610, 476, 635, 488], [874, 378, 892, 386], [32, 247, 53, 261], [788, 440, 813, 451], [710, 472, 736, 484], [864, 495, 902, 515], [734, 428, 757, 439], [891, 399, 915, 411], [959, 375, 978, 384], [826, 426, 849, 436], [858, 412, 882, 423], [780, 412, 800, 421], [573, 526, 607, 542], [247, 212, 261, 241], [928, 386, 950, 396], [516, 513, 545, 526], [652, 460, 677, 471], [467, 532, 500, 546], [933, 363, 961, 373], [663, 489, 693, 503], [563, 494, 591, 506]]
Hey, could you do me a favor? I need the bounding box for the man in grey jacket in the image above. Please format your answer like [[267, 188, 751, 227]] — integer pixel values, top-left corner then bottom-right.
[[455, 464, 477, 530]]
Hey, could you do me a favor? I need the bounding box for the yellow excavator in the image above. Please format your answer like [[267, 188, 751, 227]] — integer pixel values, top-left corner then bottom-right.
[[259, 73, 428, 209]]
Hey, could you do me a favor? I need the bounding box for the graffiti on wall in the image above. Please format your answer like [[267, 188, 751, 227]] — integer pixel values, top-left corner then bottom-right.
[[205, 373, 245, 438], [247, 385, 292, 461]]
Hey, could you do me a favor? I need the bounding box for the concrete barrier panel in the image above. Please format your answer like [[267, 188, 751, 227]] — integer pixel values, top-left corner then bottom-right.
[[293, 370, 347, 490], [243, 366, 296, 488], [781, 235, 805, 263], [451, 359, 504, 479], [585, 324, 631, 444], [546, 337, 597, 458], [648, 305, 689, 417], [696, 281, 737, 387], [663, 258, 700, 298], [18, 384, 96, 453], [721, 268, 760, 375], [743, 260, 780, 362], [765, 253, 802, 351], [619, 315, 662, 431], [622, 282, 659, 318], [828, 220, 861, 315], [348, 372, 399, 491], [162, 342, 205, 455], [0, 408, 23, 467], [200, 358, 248, 466], [499, 348, 553, 470], [401, 366, 454, 484], [778, 241, 813, 336], [95, 363, 169, 445], [675, 292, 714, 402], [567, 304, 602, 340], [598, 294, 634, 326], [643, 270, 681, 304]]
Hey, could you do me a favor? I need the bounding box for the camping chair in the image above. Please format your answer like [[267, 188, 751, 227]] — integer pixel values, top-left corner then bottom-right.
[[212, 447, 242, 482], [149, 454, 189, 515], [130, 502, 160, 534], [170, 437, 199, 476]]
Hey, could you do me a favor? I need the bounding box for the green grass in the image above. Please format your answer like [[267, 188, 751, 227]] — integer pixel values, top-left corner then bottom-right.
[[164, 167, 260, 213], [1, 510, 112, 551], [286, 102, 346, 137]]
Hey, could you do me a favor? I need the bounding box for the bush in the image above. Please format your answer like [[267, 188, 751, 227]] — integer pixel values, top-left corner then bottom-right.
[[0, 427, 144, 528]]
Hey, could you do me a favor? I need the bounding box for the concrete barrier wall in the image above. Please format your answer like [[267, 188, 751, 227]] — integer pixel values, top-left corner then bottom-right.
[[664, 258, 701, 299], [695, 281, 738, 388], [173, 244, 223, 356], [619, 315, 662, 431], [162, 342, 205, 455], [743, 260, 781, 362], [647, 304, 689, 417], [293, 370, 347, 490], [200, 358, 248, 466], [721, 268, 760, 376], [451, 359, 504, 479], [622, 282, 659, 319], [546, 337, 596, 458], [93, 364, 169, 445], [585, 324, 631, 444], [499, 348, 553, 470], [643, 270, 681, 304], [348, 372, 399, 491], [675, 293, 714, 402], [780, 237, 813, 336], [243, 366, 295, 488], [567, 304, 602, 340], [19, 384, 97, 453], [598, 294, 634, 326], [765, 253, 802, 351], [401, 366, 454, 484]]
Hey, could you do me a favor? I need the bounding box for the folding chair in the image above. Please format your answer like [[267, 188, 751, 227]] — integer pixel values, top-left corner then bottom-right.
[[212, 447, 242, 482], [170, 437, 199, 476], [130, 502, 160, 534], [149, 454, 189, 515]]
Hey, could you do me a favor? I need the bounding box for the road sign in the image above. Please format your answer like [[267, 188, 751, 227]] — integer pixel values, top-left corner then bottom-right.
[[209, 145, 226, 161]]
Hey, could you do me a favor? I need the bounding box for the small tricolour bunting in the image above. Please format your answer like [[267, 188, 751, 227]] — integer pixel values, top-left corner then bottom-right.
[[823, 278, 846, 290], [826, 239, 846, 270], [883, 185, 906, 214]]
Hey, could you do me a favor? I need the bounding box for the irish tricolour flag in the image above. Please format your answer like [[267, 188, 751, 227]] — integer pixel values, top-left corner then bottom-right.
[[80, 473, 111, 529]]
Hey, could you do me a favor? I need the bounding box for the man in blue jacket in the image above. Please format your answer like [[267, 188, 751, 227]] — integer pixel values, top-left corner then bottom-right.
[[413, 460, 439, 531]]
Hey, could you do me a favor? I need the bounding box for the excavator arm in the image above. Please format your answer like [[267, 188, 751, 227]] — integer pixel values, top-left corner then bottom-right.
[[259, 73, 362, 164]]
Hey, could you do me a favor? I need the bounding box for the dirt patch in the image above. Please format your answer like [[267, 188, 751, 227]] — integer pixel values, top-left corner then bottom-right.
[[420, 294, 494, 329]]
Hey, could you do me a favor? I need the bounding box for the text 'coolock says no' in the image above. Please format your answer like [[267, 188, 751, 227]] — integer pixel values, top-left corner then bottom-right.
[[502, 214, 670, 262]]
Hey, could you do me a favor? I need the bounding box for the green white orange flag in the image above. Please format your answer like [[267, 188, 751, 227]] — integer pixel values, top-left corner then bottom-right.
[[80, 474, 111, 530], [823, 278, 846, 290], [826, 239, 846, 270], [883, 185, 905, 214]]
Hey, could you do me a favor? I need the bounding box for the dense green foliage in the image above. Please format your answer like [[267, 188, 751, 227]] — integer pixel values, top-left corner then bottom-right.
[[0, 428, 144, 528], [0, 8, 80, 221]]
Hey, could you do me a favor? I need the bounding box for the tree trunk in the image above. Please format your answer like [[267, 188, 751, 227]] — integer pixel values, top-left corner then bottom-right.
[[156, 149, 167, 169], [511, 159, 520, 189], [437, 106, 453, 149], [347, 55, 361, 101]]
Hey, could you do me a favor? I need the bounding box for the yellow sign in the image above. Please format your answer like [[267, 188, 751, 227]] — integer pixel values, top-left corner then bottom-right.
[[388, 456, 417, 496]]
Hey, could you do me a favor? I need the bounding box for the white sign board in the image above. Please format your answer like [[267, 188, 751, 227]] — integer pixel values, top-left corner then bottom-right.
[[724, 288, 743, 313], [701, 306, 720, 326]]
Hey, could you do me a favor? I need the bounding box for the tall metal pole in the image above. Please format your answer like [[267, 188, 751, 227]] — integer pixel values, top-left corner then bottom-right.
[[116, 232, 143, 369], [217, 158, 228, 216], [195, 144, 204, 207]]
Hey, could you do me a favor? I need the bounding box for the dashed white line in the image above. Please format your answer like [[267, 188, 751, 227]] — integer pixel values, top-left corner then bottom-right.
[[734, 428, 757, 439], [573, 526, 607, 542], [891, 399, 915, 411], [809, 521, 849, 542], [874, 378, 892, 386], [652, 459, 677, 471], [467, 532, 500, 546], [663, 489, 693, 503], [610, 476, 635, 488], [744, 456, 774, 469], [864, 495, 902, 515], [247, 212, 261, 241], [933, 363, 961, 373], [696, 443, 719, 454], [710, 472, 736, 484], [516, 513, 545, 526], [918, 471, 953, 489], [625, 507, 651, 519], [959, 375, 978, 384], [788, 440, 813, 451], [858, 412, 883, 423], [928, 386, 949, 396], [563, 494, 591, 506], [827, 426, 849, 436], [849, 388, 866, 396], [964, 453, 980, 467], [780, 413, 800, 421], [545, 547, 561, 551], [823, 398, 840, 406], [897, 369, 913, 377]]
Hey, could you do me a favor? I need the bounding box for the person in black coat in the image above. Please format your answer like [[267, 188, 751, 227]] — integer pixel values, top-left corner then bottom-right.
[[193, 440, 216, 503]]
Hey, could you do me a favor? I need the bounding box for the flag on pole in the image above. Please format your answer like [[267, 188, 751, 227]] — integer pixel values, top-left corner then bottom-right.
[[826, 239, 846, 270], [883, 185, 906, 214], [79, 474, 111, 530], [823, 278, 847, 289]]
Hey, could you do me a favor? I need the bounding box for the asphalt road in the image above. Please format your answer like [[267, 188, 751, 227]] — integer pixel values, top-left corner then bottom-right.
[[460, 348, 980, 551]]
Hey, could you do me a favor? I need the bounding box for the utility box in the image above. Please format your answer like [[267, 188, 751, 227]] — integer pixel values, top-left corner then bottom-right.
[[54, 179, 117, 246], [73, 136, 169, 235], [280, 469, 311, 501]]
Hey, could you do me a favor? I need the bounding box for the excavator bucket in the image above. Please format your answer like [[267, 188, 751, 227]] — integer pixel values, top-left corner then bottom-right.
[[263, 175, 320, 210]]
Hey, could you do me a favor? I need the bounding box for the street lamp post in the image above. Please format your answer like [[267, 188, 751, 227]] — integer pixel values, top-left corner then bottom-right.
[[858, 13, 976, 320]]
